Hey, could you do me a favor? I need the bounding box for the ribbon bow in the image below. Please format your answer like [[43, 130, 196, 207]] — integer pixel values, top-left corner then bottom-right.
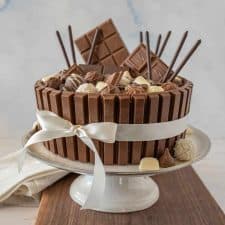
[[21, 111, 117, 209]]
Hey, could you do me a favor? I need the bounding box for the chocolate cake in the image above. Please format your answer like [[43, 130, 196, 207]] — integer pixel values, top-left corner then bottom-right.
[[34, 19, 200, 165]]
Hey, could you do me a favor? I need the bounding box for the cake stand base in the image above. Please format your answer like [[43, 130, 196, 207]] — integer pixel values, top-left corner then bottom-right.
[[70, 175, 159, 213]]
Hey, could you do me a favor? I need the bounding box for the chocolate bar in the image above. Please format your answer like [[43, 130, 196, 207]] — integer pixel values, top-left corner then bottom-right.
[[156, 93, 171, 157], [61, 92, 77, 160], [88, 94, 102, 163], [75, 19, 129, 67], [49, 90, 67, 157], [151, 58, 169, 82], [74, 93, 89, 162], [117, 95, 130, 164], [103, 95, 115, 165], [131, 95, 146, 164], [122, 43, 157, 78], [144, 94, 159, 157]]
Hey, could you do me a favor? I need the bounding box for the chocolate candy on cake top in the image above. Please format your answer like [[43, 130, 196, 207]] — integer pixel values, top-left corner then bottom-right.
[[75, 19, 129, 67]]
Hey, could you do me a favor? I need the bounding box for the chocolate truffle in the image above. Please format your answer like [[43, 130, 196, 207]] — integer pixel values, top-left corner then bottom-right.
[[162, 82, 178, 91], [159, 148, 175, 168], [63, 74, 85, 91], [84, 71, 104, 84], [76, 83, 97, 93]]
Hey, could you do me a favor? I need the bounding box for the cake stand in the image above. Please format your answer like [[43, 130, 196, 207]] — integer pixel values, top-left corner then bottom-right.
[[25, 126, 210, 213]]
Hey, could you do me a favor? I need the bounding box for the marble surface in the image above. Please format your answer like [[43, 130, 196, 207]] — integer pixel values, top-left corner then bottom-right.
[[0, 0, 225, 224]]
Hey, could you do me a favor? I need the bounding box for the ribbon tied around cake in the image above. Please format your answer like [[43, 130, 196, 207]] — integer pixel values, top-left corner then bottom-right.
[[19, 110, 188, 210]]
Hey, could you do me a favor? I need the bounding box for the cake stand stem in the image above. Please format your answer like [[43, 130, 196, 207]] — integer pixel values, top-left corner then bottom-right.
[[70, 174, 159, 213]]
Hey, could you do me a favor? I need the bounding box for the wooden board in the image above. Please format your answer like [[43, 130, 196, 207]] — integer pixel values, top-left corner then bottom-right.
[[35, 167, 225, 225]]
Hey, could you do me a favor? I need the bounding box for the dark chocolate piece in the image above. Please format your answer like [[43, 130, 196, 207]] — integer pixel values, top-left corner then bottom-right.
[[75, 19, 129, 67], [56, 30, 70, 68], [68, 25, 77, 64], [145, 31, 152, 80], [168, 40, 201, 81], [163, 31, 188, 82], [158, 31, 172, 57], [155, 34, 162, 55]]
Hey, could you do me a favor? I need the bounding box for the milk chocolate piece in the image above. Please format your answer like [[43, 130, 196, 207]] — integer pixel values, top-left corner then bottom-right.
[[144, 94, 159, 157], [159, 148, 175, 168], [167, 91, 182, 150], [49, 90, 66, 156], [42, 88, 53, 151], [61, 92, 77, 160], [74, 93, 89, 162], [103, 95, 115, 165], [132, 95, 146, 164], [105, 72, 122, 85], [151, 58, 169, 83], [88, 94, 101, 163], [61, 64, 84, 81], [156, 93, 171, 157], [84, 71, 104, 84], [117, 95, 130, 164], [75, 19, 129, 66], [79, 64, 103, 74], [122, 43, 156, 77]]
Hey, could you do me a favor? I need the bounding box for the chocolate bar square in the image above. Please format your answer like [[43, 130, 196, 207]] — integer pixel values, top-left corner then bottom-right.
[[151, 58, 169, 82], [75, 19, 129, 66], [122, 44, 156, 75]]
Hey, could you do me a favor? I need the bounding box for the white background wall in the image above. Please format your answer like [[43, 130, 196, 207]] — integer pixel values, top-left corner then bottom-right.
[[0, 0, 224, 140]]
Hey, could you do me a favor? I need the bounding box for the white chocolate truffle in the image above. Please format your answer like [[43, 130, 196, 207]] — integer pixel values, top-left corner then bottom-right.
[[119, 71, 133, 86], [174, 139, 196, 161], [96, 81, 108, 92], [148, 85, 164, 93], [41, 73, 56, 82], [139, 157, 160, 171], [186, 127, 193, 136], [76, 83, 97, 93], [134, 76, 151, 86]]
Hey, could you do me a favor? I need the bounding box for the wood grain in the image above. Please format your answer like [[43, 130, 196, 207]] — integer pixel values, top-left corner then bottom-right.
[[35, 167, 225, 225]]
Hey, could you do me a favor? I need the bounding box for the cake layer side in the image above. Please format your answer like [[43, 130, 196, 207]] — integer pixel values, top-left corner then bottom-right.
[[34, 79, 193, 165]]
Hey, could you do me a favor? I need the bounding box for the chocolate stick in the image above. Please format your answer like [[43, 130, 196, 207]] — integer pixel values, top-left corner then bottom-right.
[[158, 31, 172, 58], [155, 34, 162, 55], [168, 40, 201, 81], [145, 31, 152, 80], [162, 31, 188, 82], [140, 31, 143, 44], [56, 30, 71, 68], [68, 25, 77, 64], [87, 28, 100, 64]]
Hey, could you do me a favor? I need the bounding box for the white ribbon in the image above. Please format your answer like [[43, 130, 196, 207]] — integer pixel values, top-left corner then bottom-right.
[[20, 110, 188, 209]]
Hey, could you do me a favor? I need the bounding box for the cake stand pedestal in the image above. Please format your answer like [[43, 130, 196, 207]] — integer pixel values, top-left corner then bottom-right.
[[26, 126, 210, 213], [70, 175, 159, 212]]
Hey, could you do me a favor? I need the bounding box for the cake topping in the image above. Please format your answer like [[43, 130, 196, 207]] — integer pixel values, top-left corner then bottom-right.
[[119, 71, 133, 86], [162, 82, 178, 91], [133, 76, 151, 86], [63, 74, 85, 91], [159, 148, 175, 168], [174, 138, 196, 161], [105, 72, 123, 85], [76, 83, 97, 93], [125, 84, 148, 95], [45, 77, 61, 89], [139, 157, 160, 171], [84, 71, 104, 84], [148, 85, 164, 93], [101, 84, 120, 94], [96, 81, 108, 92]]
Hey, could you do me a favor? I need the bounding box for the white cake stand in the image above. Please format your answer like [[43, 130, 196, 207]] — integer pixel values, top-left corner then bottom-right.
[[25, 126, 210, 213]]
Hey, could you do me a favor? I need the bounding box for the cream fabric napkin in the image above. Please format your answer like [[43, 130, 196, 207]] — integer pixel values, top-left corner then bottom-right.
[[0, 149, 68, 206]]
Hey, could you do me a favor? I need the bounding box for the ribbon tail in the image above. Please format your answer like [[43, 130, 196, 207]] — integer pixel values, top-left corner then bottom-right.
[[79, 135, 105, 210]]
